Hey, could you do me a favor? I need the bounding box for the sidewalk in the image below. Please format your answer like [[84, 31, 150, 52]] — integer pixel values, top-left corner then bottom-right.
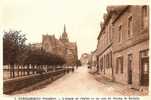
[[91, 72, 148, 96]]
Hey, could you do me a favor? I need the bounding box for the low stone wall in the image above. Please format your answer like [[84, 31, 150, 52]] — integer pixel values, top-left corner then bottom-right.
[[3, 69, 65, 94], [64, 67, 74, 73]]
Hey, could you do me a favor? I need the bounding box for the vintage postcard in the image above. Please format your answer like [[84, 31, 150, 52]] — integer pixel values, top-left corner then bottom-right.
[[0, 0, 150, 100]]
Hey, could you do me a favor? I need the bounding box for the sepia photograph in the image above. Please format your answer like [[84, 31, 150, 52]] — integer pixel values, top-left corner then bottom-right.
[[0, 0, 150, 99]]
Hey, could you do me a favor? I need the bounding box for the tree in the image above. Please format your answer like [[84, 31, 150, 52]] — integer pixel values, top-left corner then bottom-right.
[[24, 48, 65, 66], [3, 30, 66, 77], [3, 30, 27, 77]]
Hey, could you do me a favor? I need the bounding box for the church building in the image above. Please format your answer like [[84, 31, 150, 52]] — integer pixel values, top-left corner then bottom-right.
[[42, 25, 78, 66]]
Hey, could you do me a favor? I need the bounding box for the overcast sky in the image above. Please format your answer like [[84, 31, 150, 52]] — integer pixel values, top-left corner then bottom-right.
[[1, 0, 148, 58]]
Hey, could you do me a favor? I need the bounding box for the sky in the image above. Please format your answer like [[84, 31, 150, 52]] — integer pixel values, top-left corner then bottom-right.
[[0, 0, 148, 58]]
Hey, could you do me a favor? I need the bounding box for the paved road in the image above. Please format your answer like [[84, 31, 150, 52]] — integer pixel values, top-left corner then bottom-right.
[[15, 66, 122, 96]]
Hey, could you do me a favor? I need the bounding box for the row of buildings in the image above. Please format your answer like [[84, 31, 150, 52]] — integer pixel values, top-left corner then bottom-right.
[[80, 53, 91, 65], [92, 5, 149, 89], [32, 25, 78, 66]]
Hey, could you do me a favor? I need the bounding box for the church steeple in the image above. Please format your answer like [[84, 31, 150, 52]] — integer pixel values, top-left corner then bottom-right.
[[64, 24, 66, 33], [60, 24, 69, 42]]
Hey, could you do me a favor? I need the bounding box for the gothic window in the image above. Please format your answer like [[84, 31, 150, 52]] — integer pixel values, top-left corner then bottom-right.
[[67, 49, 72, 55], [45, 43, 49, 50]]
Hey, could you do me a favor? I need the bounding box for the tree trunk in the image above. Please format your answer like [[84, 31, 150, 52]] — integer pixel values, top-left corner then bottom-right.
[[27, 64, 29, 75], [36, 65, 39, 74], [17, 65, 19, 77], [9, 64, 11, 78], [21, 65, 23, 76], [23, 65, 25, 76], [47, 65, 48, 72], [12, 64, 15, 78]]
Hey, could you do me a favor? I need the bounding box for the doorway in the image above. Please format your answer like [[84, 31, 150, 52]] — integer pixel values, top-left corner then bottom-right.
[[140, 50, 149, 86], [140, 58, 149, 86]]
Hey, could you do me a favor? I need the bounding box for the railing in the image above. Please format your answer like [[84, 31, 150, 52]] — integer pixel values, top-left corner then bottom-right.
[[3, 65, 66, 80], [3, 65, 75, 94]]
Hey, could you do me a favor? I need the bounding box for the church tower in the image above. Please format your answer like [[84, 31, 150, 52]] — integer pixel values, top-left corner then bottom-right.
[[60, 24, 69, 42]]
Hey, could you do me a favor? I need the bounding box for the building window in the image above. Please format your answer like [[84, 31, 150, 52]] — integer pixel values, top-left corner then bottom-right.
[[101, 57, 103, 72], [116, 56, 123, 74], [109, 24, 112, 42], [106, 28, 108, 44], [104, 55, 105, 74], [106, 54, 110, 68], [128, 16, 133, 38], [112, 24, 114, 39], [109, 51, 112, 68], [120, 57, 124, 73], [99, 58, 101, 71], [116, 58, 119, 73], [128, 54, 132, 84], [118, 25, 122, 42], [140, 49, 149, 57], [142, 6, 147, 29], [100, 58, 103, 71]]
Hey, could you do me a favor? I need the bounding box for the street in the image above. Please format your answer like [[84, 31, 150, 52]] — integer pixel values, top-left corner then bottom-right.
[[14, 65, 125, 96]]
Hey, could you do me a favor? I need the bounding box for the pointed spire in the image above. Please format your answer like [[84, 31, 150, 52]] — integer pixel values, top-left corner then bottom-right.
[[64, 24, 66, 33], [61, 24, 69, 42]]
